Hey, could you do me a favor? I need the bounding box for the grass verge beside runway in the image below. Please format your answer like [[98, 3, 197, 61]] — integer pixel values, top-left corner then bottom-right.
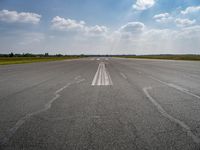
[[118, 55, 200, 61], [0, 56, 82, 65]]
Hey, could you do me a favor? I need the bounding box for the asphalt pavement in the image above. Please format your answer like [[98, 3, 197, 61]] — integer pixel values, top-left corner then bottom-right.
[[0, 57, 200, 150]]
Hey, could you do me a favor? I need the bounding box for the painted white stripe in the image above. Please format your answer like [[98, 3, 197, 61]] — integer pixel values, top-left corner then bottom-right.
[[104, 70, 110, 85], [97, 64, 103, 85], [120, 72, 128, 80], [106, 69, 113, 85], [143, 87, 200, 144], [92, 62, 113, 86], [92, 63, 101, 86], [102, 64, 106, 85]]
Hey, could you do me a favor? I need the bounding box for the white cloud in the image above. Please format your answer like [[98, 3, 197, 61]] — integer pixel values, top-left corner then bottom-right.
[[0, 9, 41, 24], [2, 23, 200, 54], [119, 22, 145, 34], [175, 18, 196, 27], [18, 33, 45, 45], [111, 22, 146, 41], [51, 16, 108, 36], [153, 13, 173, 23], [176, 26, 200, 40], [109, 22, 200, 54], [86, 25, 108, 35], [181, 6, 200, 15], [2, 14, 199, 54], [133, 0, 155, 10], [51, 16, 85, 31]]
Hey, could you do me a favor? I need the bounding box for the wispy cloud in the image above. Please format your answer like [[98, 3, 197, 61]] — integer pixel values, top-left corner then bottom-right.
[[51, 16, 85, 31], [119, 22, 145, 34], [0, 10, 41, 24], [87, 25, 108, 36], [1, 0, 200, 54], [133, 0, 155, 10], [153, 13, 173, 23], [51, 16, 108, 36], [175, 18, 196, 27], [181, 6, 200, 15]]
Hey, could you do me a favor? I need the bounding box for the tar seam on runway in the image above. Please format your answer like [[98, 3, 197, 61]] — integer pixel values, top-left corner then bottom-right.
[[0, 76, 85, 145], [143, 87, 200, 144]]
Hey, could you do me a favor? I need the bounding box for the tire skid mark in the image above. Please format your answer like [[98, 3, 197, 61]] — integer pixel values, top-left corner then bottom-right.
[[143, 87, 200, 144]]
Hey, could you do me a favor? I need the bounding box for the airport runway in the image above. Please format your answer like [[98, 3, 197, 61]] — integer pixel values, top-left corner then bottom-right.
[[0, 57, 200, 150]]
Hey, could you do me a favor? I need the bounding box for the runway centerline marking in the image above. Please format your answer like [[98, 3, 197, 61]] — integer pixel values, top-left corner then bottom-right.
[[92, 62, 113, 86], [143, 87, 200, 144]]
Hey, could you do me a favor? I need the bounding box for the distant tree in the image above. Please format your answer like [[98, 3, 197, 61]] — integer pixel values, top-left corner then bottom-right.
[[15, 53, 21, 57], [9, 52, 14, 57], [45, 53, 49, 57], [56, 54, 63, 57], [23, 53, 34, 57]]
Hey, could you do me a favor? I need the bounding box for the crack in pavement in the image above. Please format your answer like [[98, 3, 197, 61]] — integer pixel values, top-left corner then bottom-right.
[[143, 86, 200, 144], [0, 76, 85, 145], [149, 76, 200, 100]]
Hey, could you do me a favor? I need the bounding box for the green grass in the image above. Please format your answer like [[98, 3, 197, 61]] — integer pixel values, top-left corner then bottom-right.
[[0, 56, 81, 65], [119, 55, 200, 61]]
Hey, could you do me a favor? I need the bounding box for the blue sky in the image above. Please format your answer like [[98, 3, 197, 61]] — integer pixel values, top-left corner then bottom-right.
[[0, 0, 200, 54]]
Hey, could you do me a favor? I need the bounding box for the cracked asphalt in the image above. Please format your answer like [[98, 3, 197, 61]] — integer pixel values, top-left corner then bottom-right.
[[0, 58, 200, 150]]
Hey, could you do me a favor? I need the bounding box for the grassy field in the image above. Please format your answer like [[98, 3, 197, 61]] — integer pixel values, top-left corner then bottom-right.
[[1, 55, 200, 65], [119, 55, 200, 61], [0, 56, 82, 65]]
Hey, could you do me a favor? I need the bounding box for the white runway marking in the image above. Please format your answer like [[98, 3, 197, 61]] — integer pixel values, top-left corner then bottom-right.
[[143, 87, 200, 144], [149, 76, 200, 100], [92, 62, 113, 86], [120, 72, 128, 80]]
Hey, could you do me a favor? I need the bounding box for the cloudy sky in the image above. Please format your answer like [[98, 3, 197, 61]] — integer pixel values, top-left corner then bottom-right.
[[0, 0, 200, 55]]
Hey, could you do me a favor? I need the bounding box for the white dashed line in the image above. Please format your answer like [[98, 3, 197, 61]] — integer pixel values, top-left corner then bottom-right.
[[92, 62, 113, 86], [120, 72, 128, 80]]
